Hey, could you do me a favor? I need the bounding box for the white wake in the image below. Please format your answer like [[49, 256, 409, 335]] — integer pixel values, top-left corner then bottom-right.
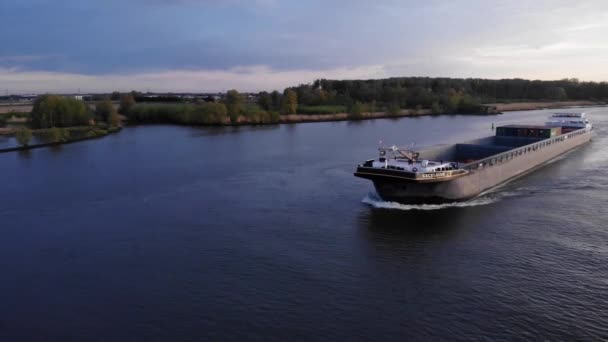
[[361, 188, 525, 211]]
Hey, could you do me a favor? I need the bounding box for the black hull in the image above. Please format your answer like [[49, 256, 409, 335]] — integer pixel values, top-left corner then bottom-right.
[[371, 180, 474, 204]]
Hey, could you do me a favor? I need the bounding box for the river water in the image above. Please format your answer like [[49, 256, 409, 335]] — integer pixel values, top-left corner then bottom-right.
[[1, 108, 607, 341]]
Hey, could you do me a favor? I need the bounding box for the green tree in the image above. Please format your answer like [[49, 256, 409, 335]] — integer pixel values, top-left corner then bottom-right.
[[546, 86, 567, 100], [95, 98, 116, 123], [110, 91, 121, 101], [349, 101, 364, 119], [257, 91, 272, 110], [430, 101, 442, 114], [59, 128, 70, 141], [270, 90, 282, 111], [43, 127, 70, 142], [46, 127, 63, 142], [225, 90, 244, 123], [119, 94, 136, 114], [440, 94, 460, 113], [287, 76, 608, 108], [387, 102, 401, 116], [281, 89, 298, 114], [369, 100, 377, 114], [15, 128, 32, 146], [457, 95, 483, 113], [30, 95, 91, 128]]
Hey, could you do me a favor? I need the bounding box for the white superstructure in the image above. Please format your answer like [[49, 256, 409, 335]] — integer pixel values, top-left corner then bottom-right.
[[545, 112, 592, 131], [369, 146, 460, 173]]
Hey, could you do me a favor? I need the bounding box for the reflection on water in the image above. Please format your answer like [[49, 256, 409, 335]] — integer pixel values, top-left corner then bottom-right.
[[190, 124, 280, 137], [16, 149, 32, 159], [358, 206, 468, 236]]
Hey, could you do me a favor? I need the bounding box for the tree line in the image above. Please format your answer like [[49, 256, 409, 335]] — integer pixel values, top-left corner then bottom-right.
[[109, 77, 608, 125], [125, 89, 283, 125], [280, 77, 608, 115], [12, 94, 128, 146], [13, 76, 607, 136], [28, 94, 135, 129]]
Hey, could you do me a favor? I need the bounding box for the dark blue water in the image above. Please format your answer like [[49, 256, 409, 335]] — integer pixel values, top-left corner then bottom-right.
[[1, 108, 607, 341]]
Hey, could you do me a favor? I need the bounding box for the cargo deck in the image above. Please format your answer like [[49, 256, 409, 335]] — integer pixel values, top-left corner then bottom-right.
[[355, 113, 593, 204]]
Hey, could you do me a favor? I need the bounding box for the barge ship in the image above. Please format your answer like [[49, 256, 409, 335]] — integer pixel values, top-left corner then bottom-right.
[[354, 113, 593, 204]]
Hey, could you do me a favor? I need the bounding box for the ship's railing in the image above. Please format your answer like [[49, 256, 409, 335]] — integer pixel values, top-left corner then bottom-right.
[[358, 162, 469, 180], [417, 169, 468, 180], [357, 165, 467, 180], [462, 127, 589, 171]]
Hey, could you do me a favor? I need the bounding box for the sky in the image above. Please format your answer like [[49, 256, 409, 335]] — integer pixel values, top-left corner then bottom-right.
[[1, 0, 608, 93]]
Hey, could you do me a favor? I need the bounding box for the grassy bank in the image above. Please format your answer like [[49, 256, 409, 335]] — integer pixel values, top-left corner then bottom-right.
[[127, 103, 280, 125], [123, 101, 496, 127], [0, 125, 121, 153], [297, 105, 347, 115]]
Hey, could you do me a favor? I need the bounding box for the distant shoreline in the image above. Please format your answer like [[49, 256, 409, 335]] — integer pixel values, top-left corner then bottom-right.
[[487, 100, 605, 112], [277, 100, 605, 125], [1, 100, 604, 130]]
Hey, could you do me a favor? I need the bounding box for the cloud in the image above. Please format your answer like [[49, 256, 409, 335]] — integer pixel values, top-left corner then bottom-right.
[[138, 0, 277, 9], [2, 0, 608, 92], [0, 65, 388, 94]]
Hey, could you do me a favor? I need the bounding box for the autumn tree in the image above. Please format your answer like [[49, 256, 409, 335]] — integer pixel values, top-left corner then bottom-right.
[[109, 111, 121, 127], [281, 89, 298, 114]]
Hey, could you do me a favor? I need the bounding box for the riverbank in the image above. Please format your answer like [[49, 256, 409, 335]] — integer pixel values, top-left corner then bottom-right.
[[0, 126, 121, 153], [487, 100, 605, 112], [278, 101, 605, 124], [279, 109, 431, 124], [3, 100, 604, 129]]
